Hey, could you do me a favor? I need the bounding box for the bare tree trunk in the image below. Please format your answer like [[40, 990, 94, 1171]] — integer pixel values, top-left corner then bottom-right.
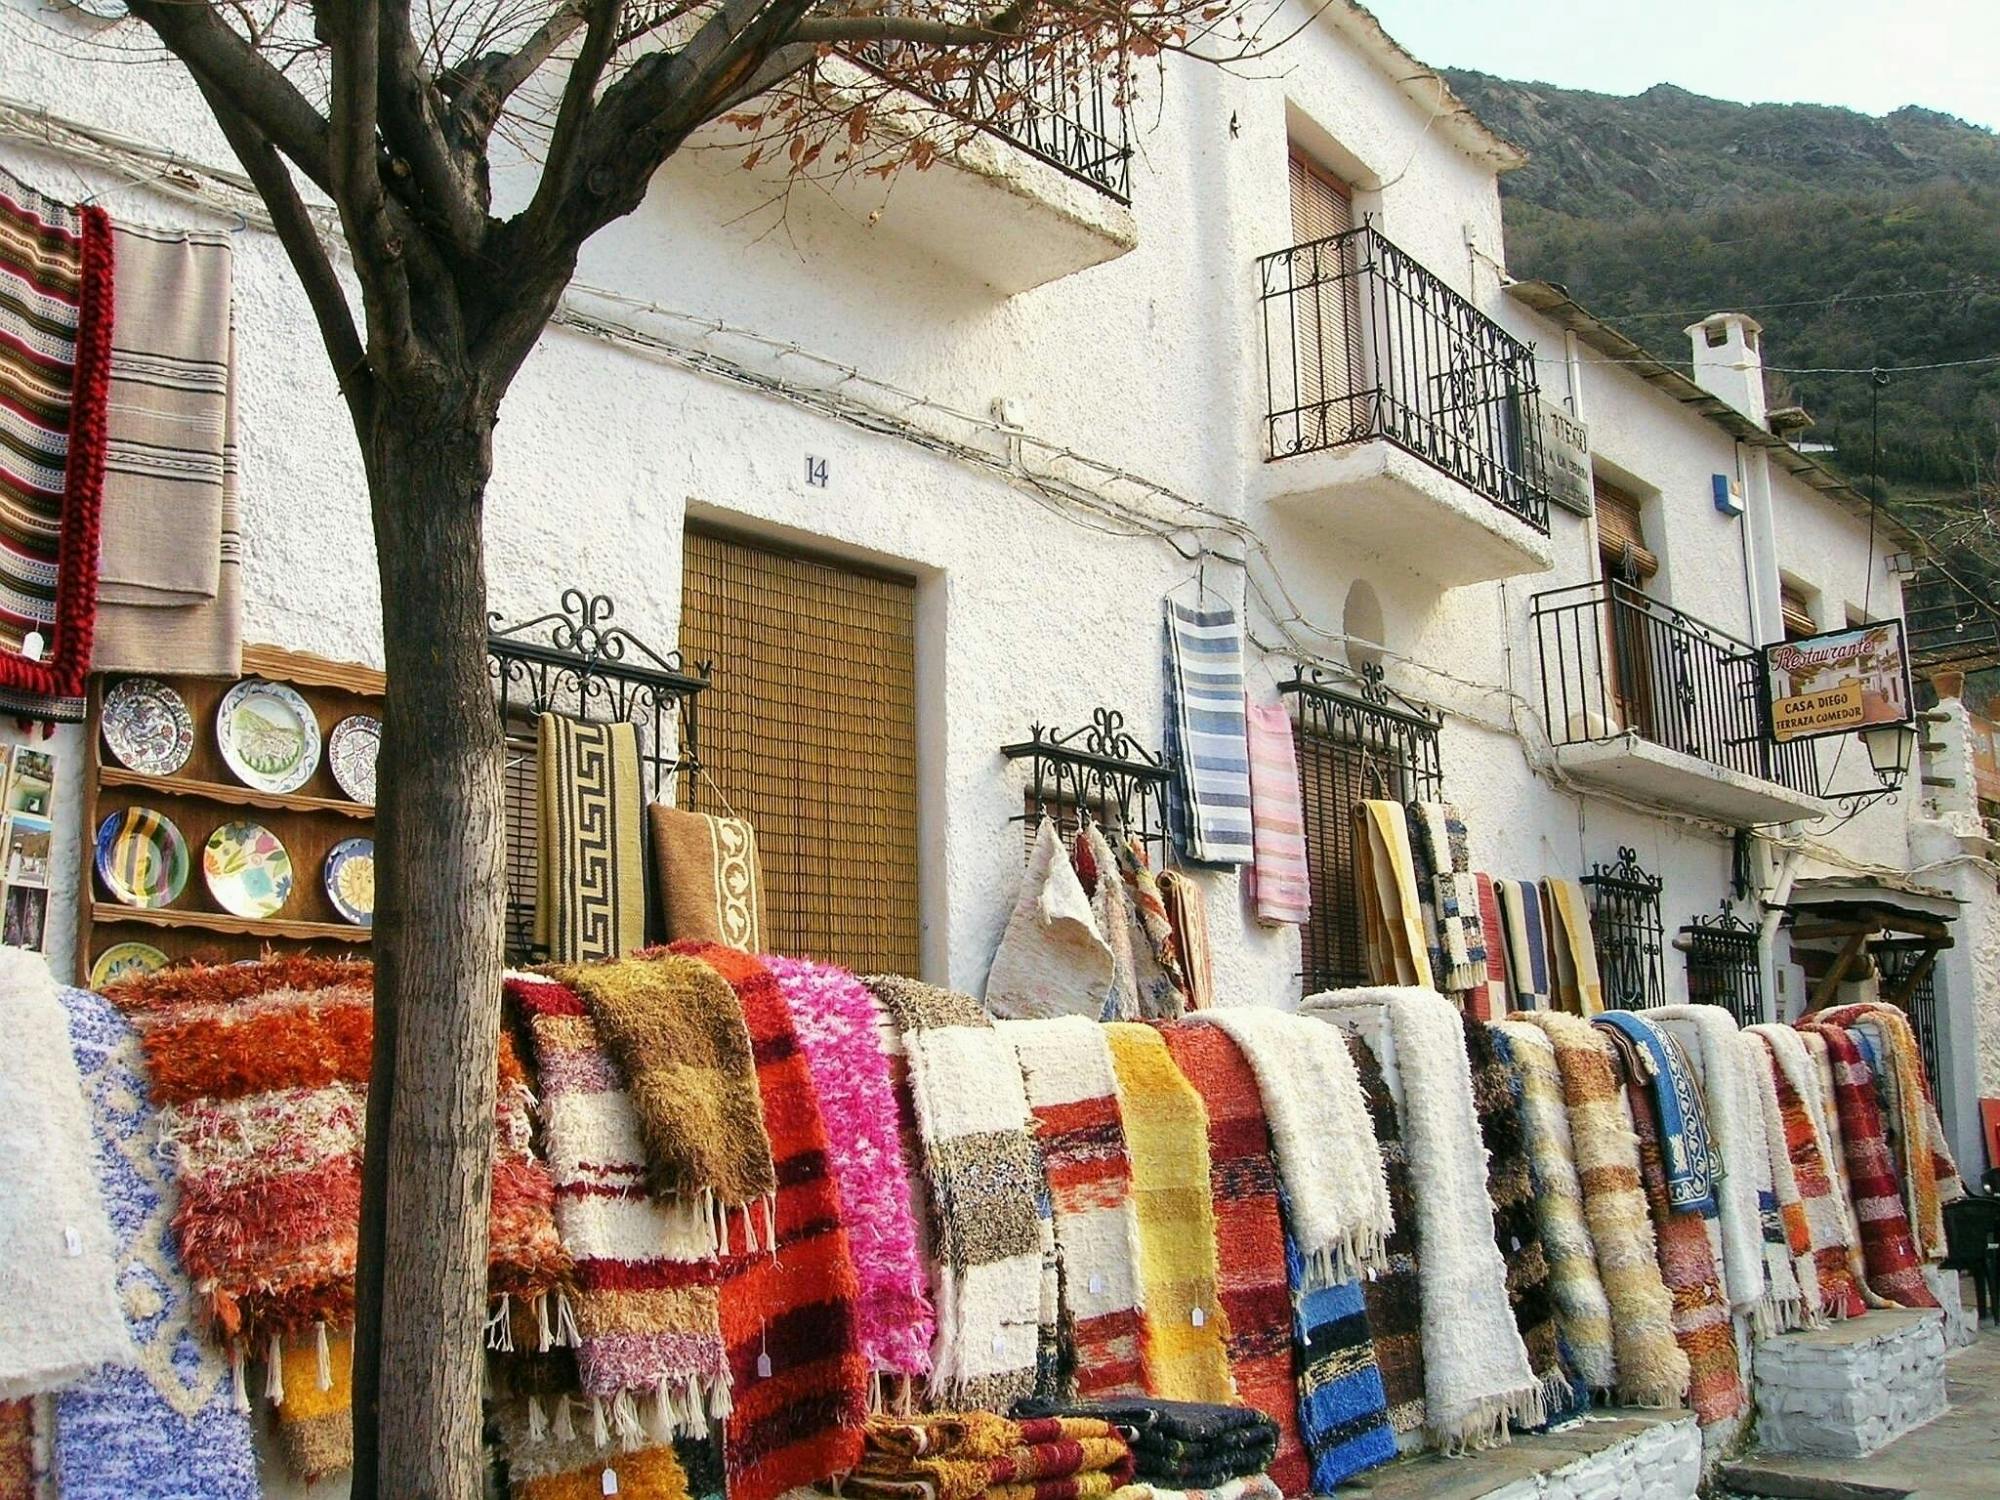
[[351, 383, 507, 1500]]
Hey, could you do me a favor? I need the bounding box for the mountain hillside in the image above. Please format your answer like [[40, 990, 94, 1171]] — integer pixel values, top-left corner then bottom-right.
[[1442, 71, 2000, 575]]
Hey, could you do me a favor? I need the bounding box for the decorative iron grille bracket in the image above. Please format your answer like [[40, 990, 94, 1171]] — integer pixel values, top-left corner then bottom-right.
[[1003, 707, 1169, 860], [1678, 900, 1764, 1026], [1583, 845, 1666, 1010], [1281, 664, 1445, 992], [489, 590, 711, 961]]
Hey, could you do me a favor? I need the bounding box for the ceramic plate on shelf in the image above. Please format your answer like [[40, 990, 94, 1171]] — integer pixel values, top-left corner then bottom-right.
[[89, 941, 169, 989], [94, 807, 190, 908], [326, 714, 381, 805], [323, 837, 375, 927], [202, 820, 293, 919], [101, 677, 195, 777], [216, 680, 321, 794]]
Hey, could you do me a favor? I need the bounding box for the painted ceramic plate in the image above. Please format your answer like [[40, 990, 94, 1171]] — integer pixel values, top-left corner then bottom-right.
[[94, 807, 190, 908], [323, 837, 375, 927], [217, 680, 321, 794], [327, 714, 381, 805], [89, 941, 169, 989], [101, 677, 196, 776], [202, 820, 294, 919]]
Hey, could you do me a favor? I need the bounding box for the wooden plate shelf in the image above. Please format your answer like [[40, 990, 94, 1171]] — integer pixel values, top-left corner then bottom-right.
[[75, 644, 385, 981]]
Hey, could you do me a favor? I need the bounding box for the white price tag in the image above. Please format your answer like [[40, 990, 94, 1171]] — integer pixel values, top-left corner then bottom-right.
[[20, 630, 43, 662], [993, 1332, 1008, 1355], [756, 1352, 773, 1379], [1366, 1266, 1377, 1282], [602, 1468, 619, 1495], [1087, 1273, 1105, 1296], [1509, 1236, 1521, 1253], [64, 1226, 82, 1257], [1189, 1306, 1205, 1328]]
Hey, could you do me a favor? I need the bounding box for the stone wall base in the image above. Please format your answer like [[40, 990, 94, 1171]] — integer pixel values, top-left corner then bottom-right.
[[1752, 1308, 1947, 1459], [1344, 1413, 1700, 1500]]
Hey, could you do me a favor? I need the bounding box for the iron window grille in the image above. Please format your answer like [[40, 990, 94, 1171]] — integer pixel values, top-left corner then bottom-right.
[[1872, 940, 1943, 1090], [1902, 558, 2000, 676], [1530, 578, 1822, 799], [1281, 664, 1444, 994], [1584, 846, 1666, 1011], [1256, 221, 1553, 532], [489, 590, 709, 962], [1003, 707, 1169, 863], [844, 34, 1132, 201], [1680, 901, 1765, 1028]]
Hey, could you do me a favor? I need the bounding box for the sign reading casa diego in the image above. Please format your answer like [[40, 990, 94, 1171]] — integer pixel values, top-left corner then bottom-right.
[[1763, 620, 1913, 744]]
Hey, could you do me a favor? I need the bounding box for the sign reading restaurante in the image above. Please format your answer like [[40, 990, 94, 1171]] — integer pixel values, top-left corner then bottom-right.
[[1764, 620, 1913, 744]]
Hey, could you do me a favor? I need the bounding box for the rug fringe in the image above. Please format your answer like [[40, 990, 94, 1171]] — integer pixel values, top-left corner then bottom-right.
[[265, 1332, 285, 1405], [485, 1291, 514, 1351], [553, 1395, 577, 1443], [526, 1393, 549, 1444], [315, 1320, 332, 1390], [230, 1347, 248, 1412], [555, 1286, 583, 1349]]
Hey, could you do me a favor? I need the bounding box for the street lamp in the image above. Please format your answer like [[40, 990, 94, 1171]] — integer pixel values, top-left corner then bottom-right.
[[1862, 720, 1916, 789]]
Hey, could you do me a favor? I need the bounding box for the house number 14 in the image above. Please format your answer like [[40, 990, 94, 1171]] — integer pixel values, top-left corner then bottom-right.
[[805, 455, 829, 488]]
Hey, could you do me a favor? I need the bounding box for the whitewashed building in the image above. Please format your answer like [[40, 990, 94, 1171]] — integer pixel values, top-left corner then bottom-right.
[[1, 0, 1991, 1183]]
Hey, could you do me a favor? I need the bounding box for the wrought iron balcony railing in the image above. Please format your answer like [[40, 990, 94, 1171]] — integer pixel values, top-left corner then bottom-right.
[[1530, 579, 1820, 796], [846, 36, 1131, 201], [1258, 224, 1552, 532]]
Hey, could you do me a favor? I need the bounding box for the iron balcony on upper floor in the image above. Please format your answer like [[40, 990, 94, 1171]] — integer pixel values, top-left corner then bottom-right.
[[690, 36, 1136, 296], [1530, 578, 1827, 825], [1255, 224, 1559, 587]]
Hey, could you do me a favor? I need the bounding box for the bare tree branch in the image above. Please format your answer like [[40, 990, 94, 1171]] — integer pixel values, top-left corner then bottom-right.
[[789, 10, 1032, 47], [444, 0, 587, 141], [318, 0, 417, 364], [512, 0, 619, 260], [123, 0, 336, 193], [185, 66, 372, 426], [376, 0, 489, 252]]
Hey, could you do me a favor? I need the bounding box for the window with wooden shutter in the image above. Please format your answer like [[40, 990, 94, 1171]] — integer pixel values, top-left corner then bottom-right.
[[1780, 582, 1817, 641], [679, 527, 922, 975], [1286, 148, 1365, 446], [1593, 477, 1659, 582]]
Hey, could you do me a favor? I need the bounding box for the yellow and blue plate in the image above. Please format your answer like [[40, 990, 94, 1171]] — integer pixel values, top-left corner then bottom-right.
[[89, 941, 169, 989], [94, 806, 190, 908]]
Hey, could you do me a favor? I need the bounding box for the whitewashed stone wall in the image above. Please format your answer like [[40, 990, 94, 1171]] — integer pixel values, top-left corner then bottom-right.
[[1752, 1309, 1948, 1459], [1479, 1416, 1701, 1500]]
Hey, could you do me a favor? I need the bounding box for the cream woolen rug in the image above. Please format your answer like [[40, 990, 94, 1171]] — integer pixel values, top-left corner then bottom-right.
[[1306, 987, 1538, 1450], [0, 948, 134, 1397]]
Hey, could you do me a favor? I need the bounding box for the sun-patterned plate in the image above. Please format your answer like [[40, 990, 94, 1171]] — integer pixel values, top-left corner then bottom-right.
[[323, 837, 375, 927], [216, 679, 321, 794], [326, 714, 381, 806], [202, 820, 294, 919]]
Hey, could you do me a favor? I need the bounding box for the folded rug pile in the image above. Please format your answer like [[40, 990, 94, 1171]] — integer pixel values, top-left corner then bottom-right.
[[854, 1411, 1134, 1500], [1016, 1399, 1274, 1492], [1110, 1479, 1281, 1500]]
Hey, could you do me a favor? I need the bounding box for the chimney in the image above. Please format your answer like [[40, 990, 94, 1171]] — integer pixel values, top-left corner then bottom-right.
[[1684, 312, 1768, 428]]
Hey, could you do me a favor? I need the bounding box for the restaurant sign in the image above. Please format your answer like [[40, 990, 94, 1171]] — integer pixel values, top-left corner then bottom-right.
[[1533, 399, 1592, 517], [1763, 620, 1913, 744]]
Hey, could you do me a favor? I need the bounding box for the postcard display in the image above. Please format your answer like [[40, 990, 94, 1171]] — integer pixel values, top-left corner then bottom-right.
[[74, 644, 383, 982], [0, 742, 58, 950]]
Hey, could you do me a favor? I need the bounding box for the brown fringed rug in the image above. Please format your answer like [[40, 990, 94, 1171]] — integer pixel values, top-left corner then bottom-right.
[[647, 805, 769, 951], [1345, 1035, 1425, 1438], [1466, 1017, 1573, 1423]]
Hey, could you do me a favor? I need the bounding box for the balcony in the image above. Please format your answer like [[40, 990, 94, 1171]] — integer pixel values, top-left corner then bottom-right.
[[1531, 580, 1825, 825], [681, 38, 1135, 295], [1254, 224, 1557, 588]]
